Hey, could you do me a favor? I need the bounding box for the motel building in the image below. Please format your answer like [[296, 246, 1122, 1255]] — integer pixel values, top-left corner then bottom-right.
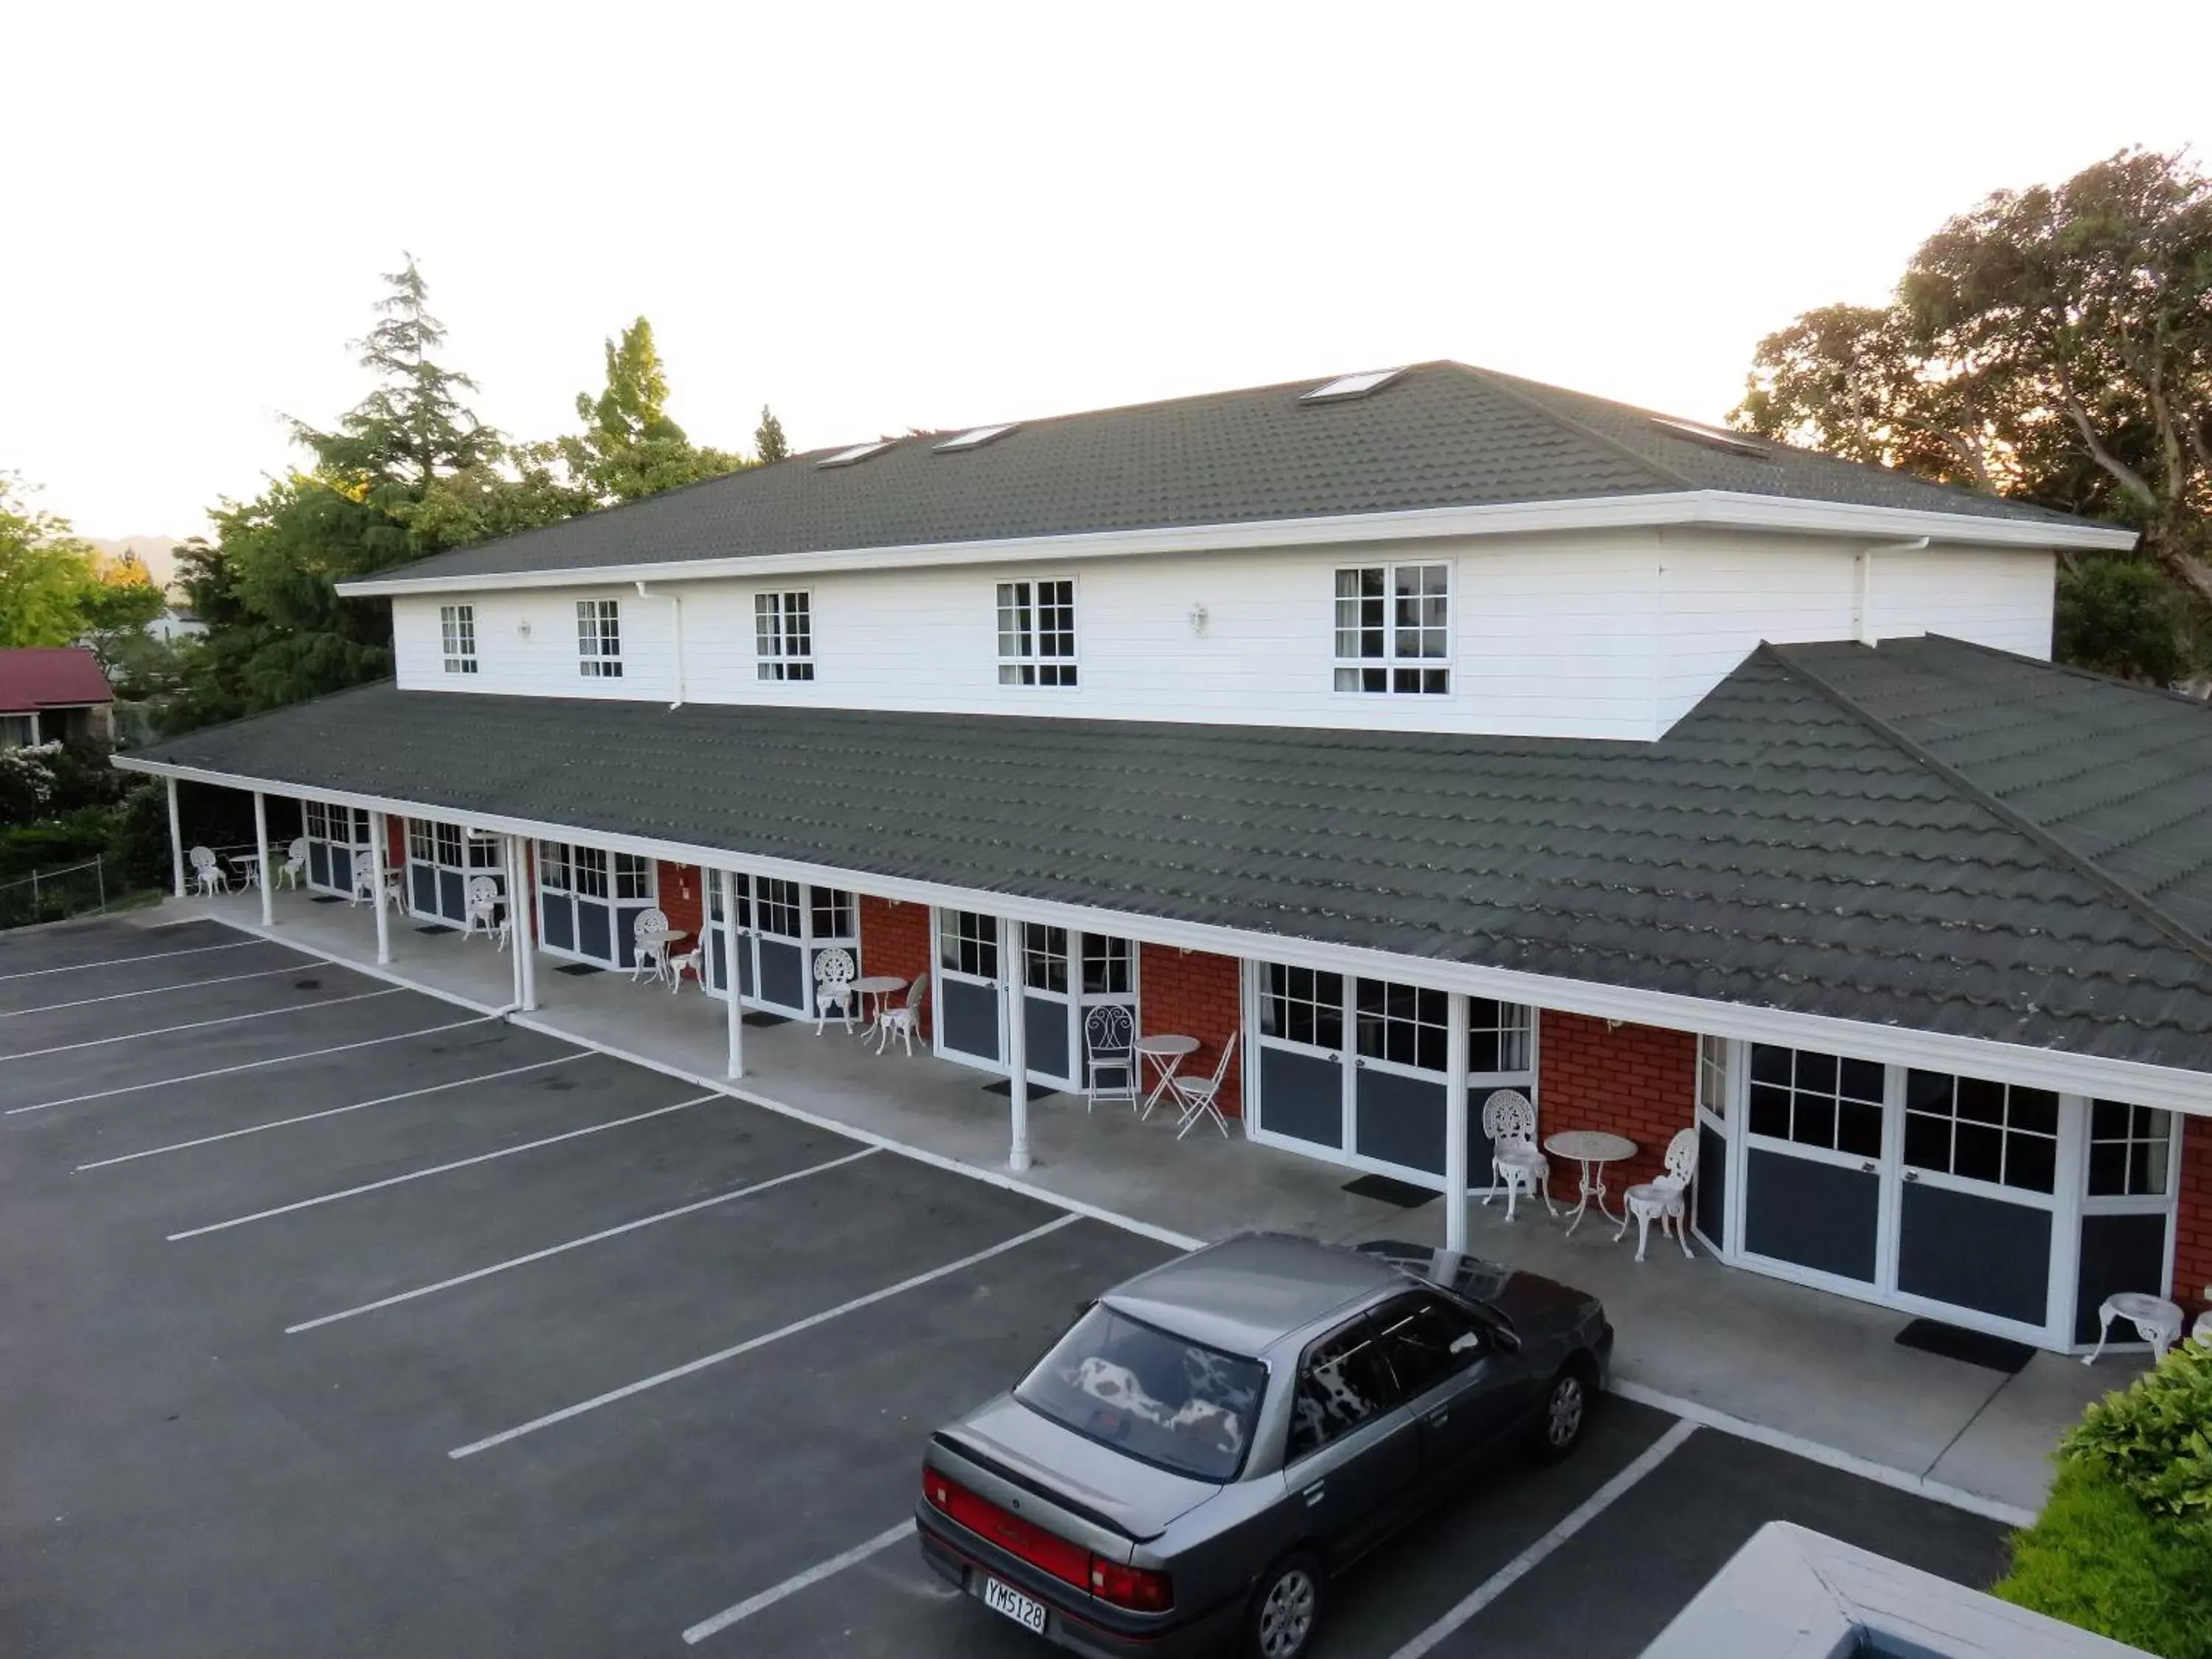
[[120, 362, 2212, 1357]]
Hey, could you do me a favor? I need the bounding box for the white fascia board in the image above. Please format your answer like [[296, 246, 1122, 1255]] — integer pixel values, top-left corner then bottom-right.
[[333, 490, 2135, 597], [115, 754, 2212, 1113]]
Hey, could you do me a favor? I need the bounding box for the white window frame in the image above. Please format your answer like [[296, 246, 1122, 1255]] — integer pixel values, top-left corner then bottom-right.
[[1333, 561, 1453, 695], [440, 603, 478, 675], [754, 590, 815, 682], [576, 599, 623, 678], [996, 577, 1079, 688]]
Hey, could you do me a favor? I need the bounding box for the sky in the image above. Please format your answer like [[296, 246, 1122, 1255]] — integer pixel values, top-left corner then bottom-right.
[[6, 0, 2209, 543]]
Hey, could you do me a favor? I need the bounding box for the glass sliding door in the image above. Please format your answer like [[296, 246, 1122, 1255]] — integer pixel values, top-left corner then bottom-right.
[[535, 841, 655, 968], [1017, 926, 1139, 1090], [405, 818, 503, 927], [703, 874, 860, 1018], [302, 800, 371, 895], [934, 908, 1005, 1068]]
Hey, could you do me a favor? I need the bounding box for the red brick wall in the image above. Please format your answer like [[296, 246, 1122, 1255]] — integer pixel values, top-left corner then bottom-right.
[[1535, 1012, 1697, 1191], [1139, 944, 1243, 1116], [655, 861, 704, 942], [2175, 1113, 2212, 1318], [858, 895, 933, 1040], [384, 815, 406, 867]]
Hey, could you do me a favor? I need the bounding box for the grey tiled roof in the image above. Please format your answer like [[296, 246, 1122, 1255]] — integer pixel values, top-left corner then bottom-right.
[[128, 637, 2212, 1074], [346, 363, 2098, 589]]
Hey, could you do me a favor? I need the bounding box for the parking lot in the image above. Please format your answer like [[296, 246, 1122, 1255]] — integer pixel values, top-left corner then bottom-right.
[[1, 917, 2013, 1658]]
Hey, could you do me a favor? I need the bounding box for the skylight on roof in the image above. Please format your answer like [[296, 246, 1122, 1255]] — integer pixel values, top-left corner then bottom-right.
[[934, 422, 1018, 453], [816, 439, 896, 469], [1649, 415, 1768, 457], [1299, 367, 1405, 404]]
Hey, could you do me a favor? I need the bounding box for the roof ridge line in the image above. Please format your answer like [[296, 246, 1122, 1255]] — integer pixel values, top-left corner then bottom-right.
[[1759, 641, 2212, 975], [1460, 366, 1704, 493]]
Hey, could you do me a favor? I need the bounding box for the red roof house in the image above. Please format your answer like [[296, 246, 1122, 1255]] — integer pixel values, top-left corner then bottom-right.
[[0, 647, 114, 746]]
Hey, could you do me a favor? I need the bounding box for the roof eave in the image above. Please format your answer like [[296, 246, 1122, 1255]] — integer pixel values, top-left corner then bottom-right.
[[335, 490, 2134, 597]]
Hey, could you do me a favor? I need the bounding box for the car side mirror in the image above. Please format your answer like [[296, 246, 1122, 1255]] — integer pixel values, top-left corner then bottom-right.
[[1449, 1332, 1484, 1355]]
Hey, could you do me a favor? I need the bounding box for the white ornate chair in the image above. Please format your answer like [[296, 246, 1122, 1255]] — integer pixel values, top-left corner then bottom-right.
[[1616, 1127, 1699, 1262], [279, 838, 307, 890], [347, 858, 378, 906], [463, 876, 505, 947], [1481, 1089, 1552, 1222], [665, 942, 703, 994], [813, 947, 858, 1034], [876, 973, 931, 1056], [1168, 1034, 1239, 1140], [630, 906, 671, 984], [1082, 1004, 1138, 1112], [187, 845, 227, 897]]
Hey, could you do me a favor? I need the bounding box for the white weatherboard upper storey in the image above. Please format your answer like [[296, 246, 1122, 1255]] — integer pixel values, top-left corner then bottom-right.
[[389, 529, 2056, 741]]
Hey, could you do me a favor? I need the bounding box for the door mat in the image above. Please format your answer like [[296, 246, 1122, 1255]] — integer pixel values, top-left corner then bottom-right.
[[984, 1079, 1062, 1102], [1894, 1318, 2034, 1374], [555, 961, 602, 977], [1343, 1174, 1437, 1208], [309, 895, 346, 905], [414, 924, 456, 936], [742, 1011, 790, 1028]]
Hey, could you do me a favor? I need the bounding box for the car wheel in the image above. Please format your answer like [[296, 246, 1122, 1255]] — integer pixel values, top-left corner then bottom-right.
[[1245, 1553, 1323, 1659], [1529, 1361, 1592, 1462]]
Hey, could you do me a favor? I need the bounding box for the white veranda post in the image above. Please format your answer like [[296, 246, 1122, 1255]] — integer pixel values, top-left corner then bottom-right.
[[369, 810, 390, 965], [1004, 915, 1030, 1172], [720, 867, 744, 1079], [165, 776, 185, 899], [504, 836, 525, 1007], [253, 791, 273, 928], [1444, 991, 1470, 1253], [512, 838, 538, 1012]]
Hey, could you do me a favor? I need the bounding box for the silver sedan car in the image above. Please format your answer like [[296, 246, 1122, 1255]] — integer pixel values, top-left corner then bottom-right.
[[916, 1232, 1613, 1659]]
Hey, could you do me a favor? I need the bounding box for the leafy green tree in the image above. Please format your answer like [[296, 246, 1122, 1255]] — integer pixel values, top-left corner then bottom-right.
[[754, 404, 789, 464], [554, 317, 744, 505], [2055, 557, 2188, 682], [0, 474, 102, 647]]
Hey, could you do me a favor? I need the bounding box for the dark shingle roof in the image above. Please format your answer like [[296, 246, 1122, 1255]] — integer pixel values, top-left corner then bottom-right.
[[126, 637, 2212, 1074], [345, 363, 2103, 589]]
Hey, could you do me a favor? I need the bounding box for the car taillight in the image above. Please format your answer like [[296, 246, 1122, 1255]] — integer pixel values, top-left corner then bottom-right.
[[1091, 1558, 1174, 1613], [922, 1467, 1174, 1614]]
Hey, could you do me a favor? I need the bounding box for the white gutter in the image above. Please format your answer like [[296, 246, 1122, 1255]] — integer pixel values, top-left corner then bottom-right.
[[634, 581, 686, 708], [111, 752, 2212, 1116], [335, 490, 2138, 597]]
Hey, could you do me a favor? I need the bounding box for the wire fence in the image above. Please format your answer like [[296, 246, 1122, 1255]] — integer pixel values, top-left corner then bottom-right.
[[0, 856, 109, 931]]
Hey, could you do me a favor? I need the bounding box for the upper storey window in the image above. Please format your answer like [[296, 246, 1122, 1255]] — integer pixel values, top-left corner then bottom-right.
[[998, 578, 1078, 687], [755, 591, 815, 681], [577, 599, 622, 678], [439, 604, 477, 674], [1335, 563, 1450, 695]]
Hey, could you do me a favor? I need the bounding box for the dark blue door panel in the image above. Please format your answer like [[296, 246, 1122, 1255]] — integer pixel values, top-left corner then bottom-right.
[[1354, 1067, 1447, 1176], [1743, 1149, 1879, 1283], [941, 978, 1002, 1063], [758, 939, 805, 1012], [1260, 1046, 1343, 1150], [1025, 994, 1069, 1080]]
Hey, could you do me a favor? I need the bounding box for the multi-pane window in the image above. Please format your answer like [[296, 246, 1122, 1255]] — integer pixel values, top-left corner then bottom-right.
[[809, 886, 856, 940], [756, 877, 803, 938], [305, 801, 368, 844], [408, 818, 437, 863], [1262, 964, 1345, 1050], [1468, 999, 1533, 1074], [1081, 934, 1133, 996], [1698, 1034, 1730, 1120], [1748, 1044, 1885, 1158], [707, 872, 753, 930], [612, 852, 652, 901], [2087, 1101, 2174, 1197], [571, 846, 610, 899], [1023, 925, 1070, 995], [439, 604, 478, 674], [434, 822, 465, 868], [996, 579, 1078, 686], [1334, 563, 1450, 695], [755, 591, 815, 681], [537, 841, 570, 891], [940, 909, 1001, 978], [1903, 1071, 2059, 1194], [1356, 979, 1452, 1071], [465, 832, 501, 870], [576, 599, 623, 678]]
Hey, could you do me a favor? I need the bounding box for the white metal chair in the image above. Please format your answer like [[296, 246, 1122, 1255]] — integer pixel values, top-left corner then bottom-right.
[[630, 907, 672, 984], [666, 942, 703, 995], [876, 973, 931, 1056], [813, 947, 858, 1034], [1480, 1089, 1552, 1222], [187, 845, 227, 897], [347, 858, 378, 906], [1082, 1004, 1138, 1112], [1617, 1127, 1699, 1262], [279, 838, 307, 890], [1168, 1033, 1239, 1140], [2084, 1293, 2185, 1366], [463, 876, 505, 947]]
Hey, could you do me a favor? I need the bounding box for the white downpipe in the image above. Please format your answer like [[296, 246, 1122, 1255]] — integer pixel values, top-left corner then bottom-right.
[[1444, 991, 1470, 1253], [369, 810, 391, 965], [1004, 915, 1030, 1172], [636, 581, 686, 709], [254, 791, 274, 927], [1857, 535, 1927, 643], [720, 867, 744, 1079], [165, 776, 185, 899]]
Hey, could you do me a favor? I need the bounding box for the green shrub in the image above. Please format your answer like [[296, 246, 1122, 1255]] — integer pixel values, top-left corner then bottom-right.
[[2065, 1341, 2212, 1526], [0, 807, 116, 879], [103, 783, 176, 893], [1997, 1460, 2212, 1658]]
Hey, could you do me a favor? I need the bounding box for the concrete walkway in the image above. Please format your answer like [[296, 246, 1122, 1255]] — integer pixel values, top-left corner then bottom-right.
[[133, 888, 2140, 1517]]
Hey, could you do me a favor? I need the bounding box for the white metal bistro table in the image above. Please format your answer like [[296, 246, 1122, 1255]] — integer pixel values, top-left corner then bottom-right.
[[1135, 1033, 1200, 1119], [849, 973, 908, 1038], [1543, 1130, 1639, 1237], [228, 852, 264, 889]]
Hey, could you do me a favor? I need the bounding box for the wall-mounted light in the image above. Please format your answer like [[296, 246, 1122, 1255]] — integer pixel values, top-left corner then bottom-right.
[[517, 618, 532, 640], [1188, 604, 1210, 637]]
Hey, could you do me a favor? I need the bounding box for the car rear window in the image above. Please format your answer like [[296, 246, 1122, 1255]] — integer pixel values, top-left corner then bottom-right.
[[1015, 1306, 1265, 1484]]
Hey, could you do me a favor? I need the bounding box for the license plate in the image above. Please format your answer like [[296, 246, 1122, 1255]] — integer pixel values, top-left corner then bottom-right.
[[981, 1576, 1048, 1635]]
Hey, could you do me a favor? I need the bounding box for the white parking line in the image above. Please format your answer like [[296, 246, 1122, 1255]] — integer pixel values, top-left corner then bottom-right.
[[167, 1093, 723, 1241], [683, 1520, 917, 1646], [287, 1147, 880, 1333], [1388, 1418, 1698, 1659], [1, 964, 307, 1020], [0, 987, 400, 1061], [0, 939, 258, 981], [449, 1213, 1079, 1460], [5, 1017, 489, 1116], [74, 1053, 590, 1171]]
